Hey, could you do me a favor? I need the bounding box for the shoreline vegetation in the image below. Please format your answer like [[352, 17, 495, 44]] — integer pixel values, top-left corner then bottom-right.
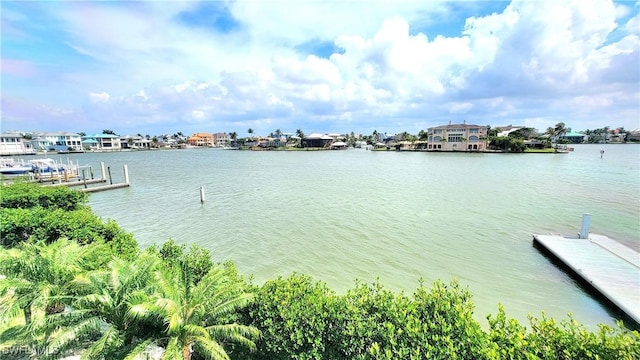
[[1, 182, 639, 359]]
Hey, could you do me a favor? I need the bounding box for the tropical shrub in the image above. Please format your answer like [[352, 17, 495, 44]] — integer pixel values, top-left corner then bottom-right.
[[243, 274, 336, 359], [147, 239, 214, 285], [241, 275, 640, 360], [486, 306, 640, 359], [0, 182, 87, 211], [0, 207, 137, 257], [0, 239, 112, 357], [0, 182, 137, 257]]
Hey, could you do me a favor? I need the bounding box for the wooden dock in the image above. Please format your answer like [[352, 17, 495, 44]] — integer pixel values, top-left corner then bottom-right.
[[533, 233, 640, 327], [40, 163, 130, 193], [78, 182, 130, 193]]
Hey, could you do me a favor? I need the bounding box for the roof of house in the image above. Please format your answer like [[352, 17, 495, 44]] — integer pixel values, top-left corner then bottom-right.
[[562, 132, 585, 137]]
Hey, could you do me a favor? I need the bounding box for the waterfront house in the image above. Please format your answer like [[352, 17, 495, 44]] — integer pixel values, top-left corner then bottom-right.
[[0, 132, 37, 156], [187, 133, 214, 147], [627, 129, 640, 142], [212, 132, 229, 147], [559, 131, 586, 144], [302, 133, 334, 148], [120, 135, 152, 149], [426, 123, 488, 151], [30, 131, 84, 152], [82, 134, 122, 151]]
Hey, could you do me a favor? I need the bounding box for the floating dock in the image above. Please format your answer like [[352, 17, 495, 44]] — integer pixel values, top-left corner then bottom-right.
[[533, 231, 640, 327]]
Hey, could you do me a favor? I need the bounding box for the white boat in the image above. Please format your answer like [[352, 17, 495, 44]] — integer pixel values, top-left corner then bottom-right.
[[0, 159, 35, 175], [29, 158, 77, 180]]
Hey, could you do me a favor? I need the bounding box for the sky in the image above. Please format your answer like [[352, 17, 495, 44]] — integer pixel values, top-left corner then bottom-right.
[[1, 0, 639, 137]]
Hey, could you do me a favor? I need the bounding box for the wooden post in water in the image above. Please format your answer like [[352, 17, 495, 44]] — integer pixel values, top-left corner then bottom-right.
[[107, 166, 113, 184], [100, 162, 106, 181], [579, 213, 591, 239], [200, 186, 205, 203], [124, 165, 130, 185], [82, 170, 88, 189]]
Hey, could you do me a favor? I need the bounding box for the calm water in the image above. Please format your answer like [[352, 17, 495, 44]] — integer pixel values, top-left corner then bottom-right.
[[59, 144, 639, 328]]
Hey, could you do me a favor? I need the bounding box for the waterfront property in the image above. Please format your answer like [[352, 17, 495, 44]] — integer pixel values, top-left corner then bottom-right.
[[30, 131, 84, 152], [0, 132, 36, 156], [83, 133, 122, 151], [302, 133, 337, 148], [121, 135, 153, 149], [426, 123, 488, 151]]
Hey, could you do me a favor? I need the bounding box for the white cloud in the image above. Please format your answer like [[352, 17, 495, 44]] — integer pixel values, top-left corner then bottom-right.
[[89, 91, 110, 103], [2, 0, 638, 134]]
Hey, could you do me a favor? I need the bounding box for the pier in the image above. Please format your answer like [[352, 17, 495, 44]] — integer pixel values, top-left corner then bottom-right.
[[533, 217, 640, 327], [41, 162, 130, 193]]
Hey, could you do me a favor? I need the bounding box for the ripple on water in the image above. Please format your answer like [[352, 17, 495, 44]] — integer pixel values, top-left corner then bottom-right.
[[82, 145, 639, 328]]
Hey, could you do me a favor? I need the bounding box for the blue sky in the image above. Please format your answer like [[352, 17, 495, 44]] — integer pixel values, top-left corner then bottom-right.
[[1, 0, 638, 137]]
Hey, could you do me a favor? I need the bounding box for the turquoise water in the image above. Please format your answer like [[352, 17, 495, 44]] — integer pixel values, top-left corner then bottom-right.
[[65, 144, 639, 328]]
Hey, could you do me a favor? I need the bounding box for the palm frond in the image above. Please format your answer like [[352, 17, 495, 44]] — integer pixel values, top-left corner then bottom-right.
[[162, 337, 182, 360], [206, 323, 259, 350], [81, 325, 123, 360], [208, 293, 254, 319], [192, 337, 231, 360], [123, 338, 157, 360], [46, 316, 102, 358]]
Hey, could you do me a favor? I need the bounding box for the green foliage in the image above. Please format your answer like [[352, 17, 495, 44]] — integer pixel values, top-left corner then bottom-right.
[[242, 275, 640, 360], [0, 207, 138, 257], [129, 261, 259, 360], [42, 254, 161, 359], [242, 273, 335, 359], [486, 307, 640, 359], [0, 182, 87, 211], [334, 279, 487, 359], [147, 239, 214, 285], [489, 136, 526, 152], [0, 181, 137, 256], [0, 239, 112, 355], [243, 276, 489, 360]]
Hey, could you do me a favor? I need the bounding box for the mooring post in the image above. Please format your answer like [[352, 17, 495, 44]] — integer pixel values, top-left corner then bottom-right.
[[82, 169, 88, 189], [579, 213, 591, 239], [200, 186, 205, 203], [107, 166, 113, 184], [124, 164, 130, 185], [100, 162, 106, 181]]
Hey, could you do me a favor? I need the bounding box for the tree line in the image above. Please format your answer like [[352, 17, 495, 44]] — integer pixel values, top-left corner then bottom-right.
[[1, 183, 638, 359]]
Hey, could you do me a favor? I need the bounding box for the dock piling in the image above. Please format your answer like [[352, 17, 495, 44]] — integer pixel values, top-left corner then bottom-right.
[[200, 186, 205, 203], [579, 213, 591, 239], [124, 165, 130, 185]]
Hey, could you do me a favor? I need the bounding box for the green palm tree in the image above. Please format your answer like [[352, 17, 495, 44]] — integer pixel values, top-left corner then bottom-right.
[[131, 262, 259, 360], [0, 239, 108, 354], [42, 255, 160, 359], [545, 122, 568, 151], [229, 132, 238, 146]]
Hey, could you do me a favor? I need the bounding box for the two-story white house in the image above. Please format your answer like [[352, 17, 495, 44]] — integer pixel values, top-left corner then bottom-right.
[[0, 132, 37, 155], [426, 123, 488, 151], [30, 131, 84, 152], [83, 134, 122, 151]]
